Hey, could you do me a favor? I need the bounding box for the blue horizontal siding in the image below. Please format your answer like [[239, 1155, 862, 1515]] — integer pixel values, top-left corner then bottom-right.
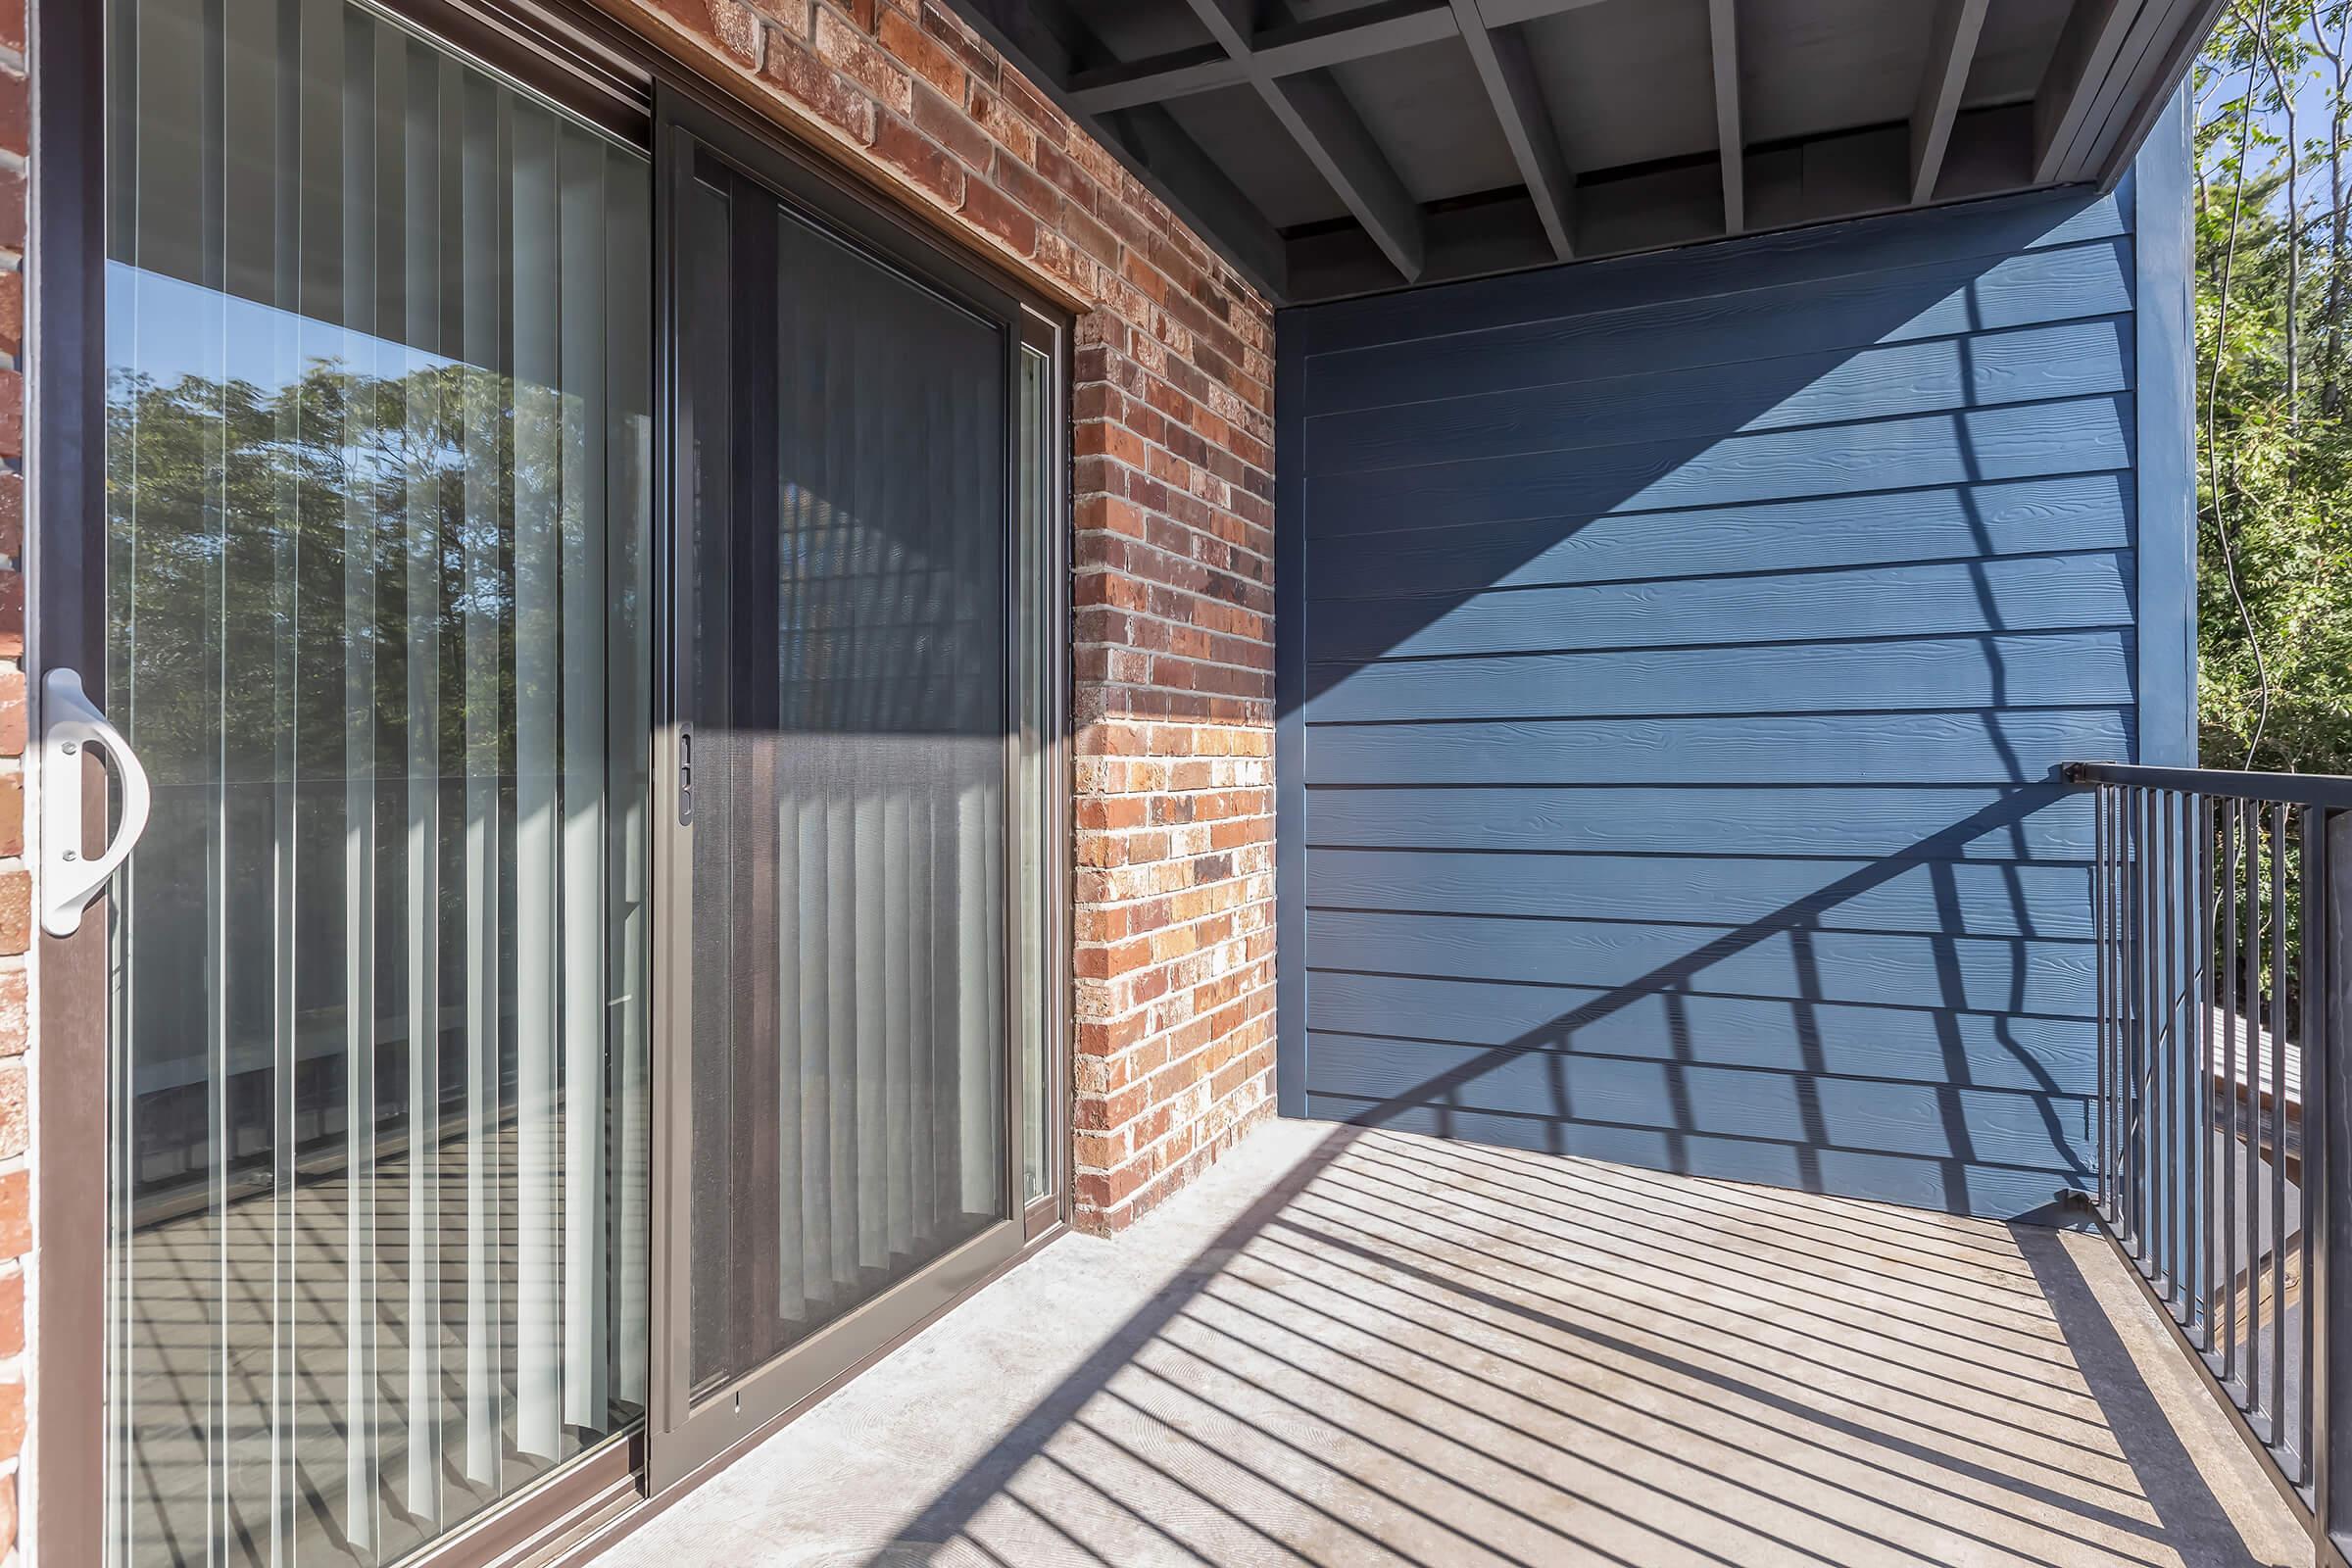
[[1308, 633, 2136, 719], [1306, 474, 2136, 599], [1311, 394, 2133, 535], [1305, 979, 2095, 1096], [1308, 241, 2135, 417], [1279, 176, 2186, 1217], [1306, 784, 2093, 858], [1307, 315, 2133, 468], [1303, 710, 2134, 786], [1309, 552, 2134, 661], [1304, 851, 2096, 938]]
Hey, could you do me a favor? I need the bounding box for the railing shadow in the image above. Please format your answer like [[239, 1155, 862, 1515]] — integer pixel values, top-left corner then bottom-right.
[[868, 1121, 2288, 1565]]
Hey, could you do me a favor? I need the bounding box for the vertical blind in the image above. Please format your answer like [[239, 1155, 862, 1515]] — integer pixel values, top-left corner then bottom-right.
[[679, 172, 1008, 1396], [104, 0, 652, 1562]]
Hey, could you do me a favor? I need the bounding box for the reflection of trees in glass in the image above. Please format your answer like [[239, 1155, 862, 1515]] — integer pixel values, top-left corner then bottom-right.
[[103, 353, 600, 777], [106, 350, 644, 1187]]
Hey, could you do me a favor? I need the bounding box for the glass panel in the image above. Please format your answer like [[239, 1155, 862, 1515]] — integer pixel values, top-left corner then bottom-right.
[[678, 175, 1008, 1396], [1017, 340, 1053, 1203], [101, 1, 653, 1562]]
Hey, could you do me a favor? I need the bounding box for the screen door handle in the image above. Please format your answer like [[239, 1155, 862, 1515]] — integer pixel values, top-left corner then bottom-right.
[[41, 667, 153, 939]]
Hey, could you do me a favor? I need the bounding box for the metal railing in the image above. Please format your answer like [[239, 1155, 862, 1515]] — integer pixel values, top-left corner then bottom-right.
[[2067, 760, 2351, 1562]]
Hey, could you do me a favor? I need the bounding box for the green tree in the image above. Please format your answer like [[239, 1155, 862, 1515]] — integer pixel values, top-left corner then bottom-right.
[[2197, 1, 2352, 772]]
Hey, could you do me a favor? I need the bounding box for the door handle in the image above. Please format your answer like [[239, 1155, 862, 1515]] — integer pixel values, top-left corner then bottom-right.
[[41, 667, 152, 939]]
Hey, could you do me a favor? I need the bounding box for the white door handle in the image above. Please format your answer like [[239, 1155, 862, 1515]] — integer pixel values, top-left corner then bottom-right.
[[41, 668, 152, 939]]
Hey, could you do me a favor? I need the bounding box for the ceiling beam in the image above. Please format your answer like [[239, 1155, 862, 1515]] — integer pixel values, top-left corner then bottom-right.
[[1476, 0, 1628, 26], [1176, 0, 1428, 282], [2089, 0, 2228, 186], [935, 0, 1290, 299], [1450, 0, 1575, 260], [1909, 0, 1989, 203], [1265, 71, 1428, 279], [1707, 0, 1743, 233], [1069, 45, 1246, 115], [2031, 0, 2140, 183], [1070, 0, 1460, 115]]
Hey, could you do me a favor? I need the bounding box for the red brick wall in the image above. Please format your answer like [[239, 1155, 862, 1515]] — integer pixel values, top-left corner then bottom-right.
[[0, 0, 29, 1556], [626, 0, 1280, 1231]]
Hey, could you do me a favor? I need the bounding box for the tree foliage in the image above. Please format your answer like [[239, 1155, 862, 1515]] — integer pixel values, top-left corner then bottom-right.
[[2196, 1, 2352, 772]]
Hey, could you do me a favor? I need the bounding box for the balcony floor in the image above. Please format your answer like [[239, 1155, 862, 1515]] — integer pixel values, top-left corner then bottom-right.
[[597, 1120, 2308, 1568]]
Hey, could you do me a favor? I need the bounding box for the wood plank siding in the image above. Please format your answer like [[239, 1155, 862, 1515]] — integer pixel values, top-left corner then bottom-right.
[[1276, 135, 2195, 1217]]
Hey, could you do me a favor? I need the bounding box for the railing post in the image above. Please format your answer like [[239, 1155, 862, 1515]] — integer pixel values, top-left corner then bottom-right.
[[2321, 808, 2352, 1560]]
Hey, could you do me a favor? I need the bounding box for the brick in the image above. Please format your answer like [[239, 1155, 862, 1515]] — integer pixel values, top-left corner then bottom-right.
[[0, 569, 21, 659], [746, 0, 810, 29], [910, 80, 992, 172], [0, 669, 21, 758], [0, 869, 25, 957], [710, 0, 763, 67], [920, 2, 998, 87], [877, 6, 962, 99], [959, 177, 1037, 256], [0, 1062, 24, 1161], [0, 67, 22, 160], [762, 28, 879, 146], [0, 368, 21, 461], [0, 167, 24, 254], [992, 149, 1060, 223], [814, 3, 913, 118], [0, 970, 23, 1059], [0, 1270, 17, 1363], [969, 85, 1037, 165], [871, 114, 965, 206], [0, 1170, 25, 1261]]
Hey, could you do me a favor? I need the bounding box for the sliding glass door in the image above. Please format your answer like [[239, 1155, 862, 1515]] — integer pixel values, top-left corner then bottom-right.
[[85, 4, 1066, 1555], [101, 0, 653, 1560], [649, 105, 1036, 1486]]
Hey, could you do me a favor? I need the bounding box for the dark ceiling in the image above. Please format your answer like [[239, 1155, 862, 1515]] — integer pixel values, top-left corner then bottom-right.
[[940, 0, 2223, 305]]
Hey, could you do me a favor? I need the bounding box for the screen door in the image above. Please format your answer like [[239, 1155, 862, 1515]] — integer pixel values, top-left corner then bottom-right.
[[651, 101, 1024, 1487]]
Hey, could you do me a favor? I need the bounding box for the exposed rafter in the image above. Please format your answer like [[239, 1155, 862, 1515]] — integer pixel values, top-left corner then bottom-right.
[[1451, 0, 1575, 260], [1707, 0, 1743, 234], [2088, 0, 2230, 186], [1176, 0, 1427, 282], [1910, 0, 1990, 203], [1068, 45, 1244, 116], [1477, 0, 1624, 27], [1068, 1, 1457, 115], [945, 0, 2217, 307], [2031, 0, 2138, 183]]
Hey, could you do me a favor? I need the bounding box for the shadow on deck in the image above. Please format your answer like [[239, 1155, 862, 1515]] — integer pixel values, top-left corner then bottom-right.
[[597, 1119, 2310, 1568]]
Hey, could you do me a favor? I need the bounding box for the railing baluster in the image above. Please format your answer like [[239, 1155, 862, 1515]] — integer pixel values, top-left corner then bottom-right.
[[2225, 795, 2242, 1389], [2305, 804, 2327, 1487], [2166, 790, 2182, 1298], [2199, 792, 2215, 1351], [2276, 798, 2292, 1444], [2141, 785, 2158, 1262], [2096, 786, 2111, 1219], [2250, 796, 2267, 1416]]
